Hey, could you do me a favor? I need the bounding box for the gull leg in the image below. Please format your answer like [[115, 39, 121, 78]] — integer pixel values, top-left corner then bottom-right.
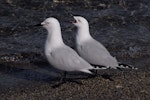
[[52, 71, 67, 88], [60, 71, 67, 83]]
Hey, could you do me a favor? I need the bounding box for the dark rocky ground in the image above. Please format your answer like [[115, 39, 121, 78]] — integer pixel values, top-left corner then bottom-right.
[[0, 0, 150, 99]]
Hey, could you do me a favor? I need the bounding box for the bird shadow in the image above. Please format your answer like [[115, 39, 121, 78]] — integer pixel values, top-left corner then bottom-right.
[[0, 62, 114, 89]]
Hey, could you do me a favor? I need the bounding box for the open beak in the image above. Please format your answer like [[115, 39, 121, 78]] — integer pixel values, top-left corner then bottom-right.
[[72, 18, 77, 23], [70, 16, 77, 24], [67, 14, 77, 24]]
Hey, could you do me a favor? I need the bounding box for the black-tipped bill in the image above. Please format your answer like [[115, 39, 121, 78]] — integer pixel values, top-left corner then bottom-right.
[[34, 23, 42, 26]]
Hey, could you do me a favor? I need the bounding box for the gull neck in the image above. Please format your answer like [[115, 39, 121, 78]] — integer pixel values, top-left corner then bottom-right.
[[46, 25, 64, 49]]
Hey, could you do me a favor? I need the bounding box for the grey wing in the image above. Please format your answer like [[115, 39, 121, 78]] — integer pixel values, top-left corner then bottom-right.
[[51, 46, 93, 71], [77, 39, 115, 66]]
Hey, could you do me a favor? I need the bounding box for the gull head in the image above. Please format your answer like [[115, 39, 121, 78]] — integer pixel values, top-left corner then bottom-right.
[[72, 16, 89, 28], [41, 17, 60, 30]]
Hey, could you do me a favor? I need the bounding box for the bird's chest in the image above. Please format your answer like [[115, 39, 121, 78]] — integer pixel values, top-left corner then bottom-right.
[[76, 43, 85, 56], [45, 45, 53, 58], [76, 36, 84, 46]]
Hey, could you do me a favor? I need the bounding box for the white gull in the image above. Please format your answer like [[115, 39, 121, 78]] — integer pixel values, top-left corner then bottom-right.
[[72, 16, 136, 69]]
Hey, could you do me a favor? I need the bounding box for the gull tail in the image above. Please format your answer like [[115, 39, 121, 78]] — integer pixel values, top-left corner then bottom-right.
[[80, 69, 93, 74], [91, 63, 138, 70], [92, 64, 110, 70], [117, 63, 138, 70]]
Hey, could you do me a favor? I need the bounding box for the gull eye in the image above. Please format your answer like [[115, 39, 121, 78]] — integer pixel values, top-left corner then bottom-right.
[[78, 19, 81, 22], [45, 22, 49, 24]]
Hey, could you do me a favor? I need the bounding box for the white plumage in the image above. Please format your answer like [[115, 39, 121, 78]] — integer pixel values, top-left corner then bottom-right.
[[73, 16, 120, 69], [41, 17, 97, 74]]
